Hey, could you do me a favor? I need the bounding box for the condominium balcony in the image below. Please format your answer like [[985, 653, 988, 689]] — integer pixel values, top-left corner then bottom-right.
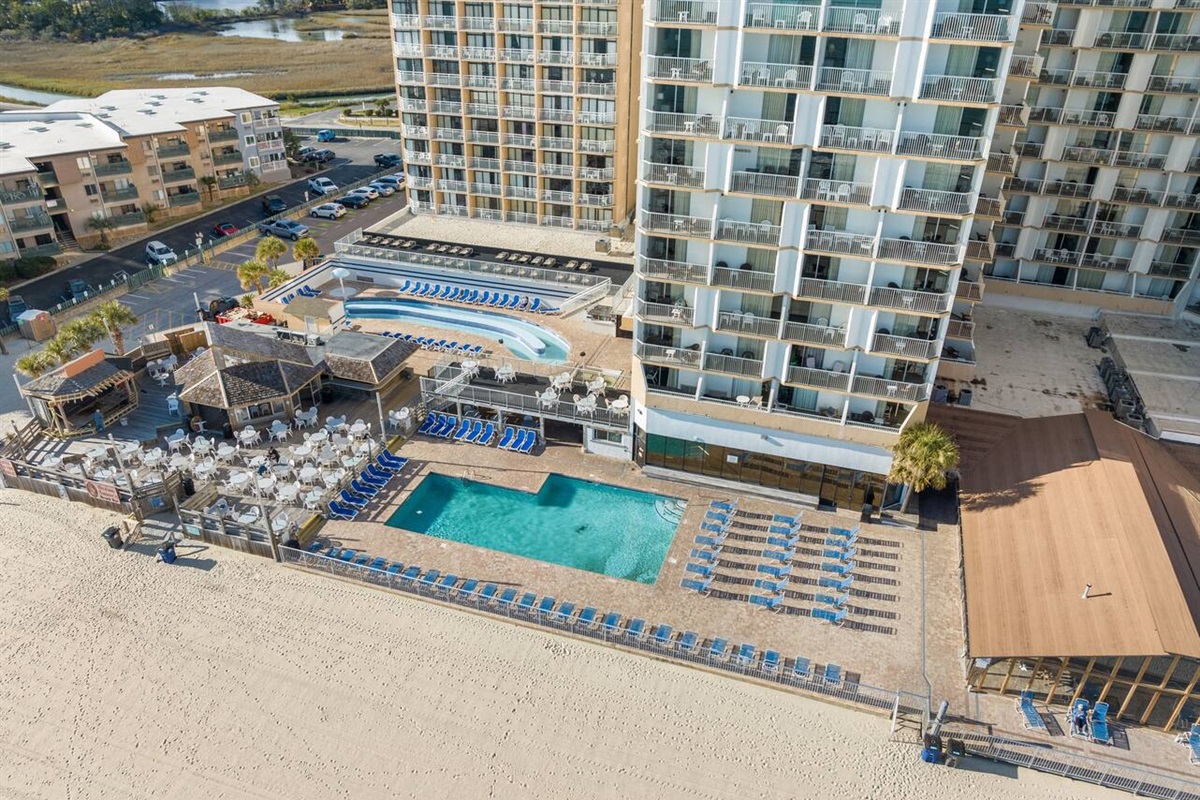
[[723, 117, 793, 144], [405, 150, 431, 164], [0, 185, 43, 204], [895, 132, 985, 161], [730, 170, 799, 198], [464, 103, 497, 117], [1148, 260, 1195, 280], [167, 193, 201, 207], [209, 127, 239, 142], [823, 7, 901, 36], [1163, 227, 1200, 246], [156, 142, 190, 158], [986, 151, 1016, 174], [470, 183, 502, 196], [213, 150, 243, 165], [739, 61, 813, 90], [539, 163, 575, 177], [1094, 220, 1143, 238], [438, 180, 468, 193], [500, 49, 535, 63], [503, 133, 535, 147], [703, 351, 765, 379], [424, 14, 457, 29], [715, 310, 783, 339], [539, 136, 574, 150], [1061, 145, 1113, 165], [217, 174, 247, 190], [538, 50, 576, 66], [1022, 2, 1054, 26], [805, 229, 876, 258], [799, 178, 872, 206], [464, 75, 497, 89], [711, 264, 776, 292], [645, 110, 721, 138], [407, 176, 434, 190], [965, 238, 993, 261], [503, 159, 537, 175], [504, 186, 537, 200], [1080, 252, 1132, 272], [1032, 247, 1081, 266], [540, 108, 575, 123], [635, 298, 695, 326], [397, 71, 425, 85], [432, 127, 465, 141], [161, 168, 195, 184], [795, 275, 869, 305], [784, 365, 850, 393], [1007, 55, 1041, 79], [956, 280, 984, 302], [1112, 185, 1164, 205], [1093, 31, 1148, 50], [101, 185, 139, 202], [869, 285, 952, 314], [94, 159, 132, 177], [931, 11, 1013, 42], [1134, 114, 1187, 134], [997, 104, 1028, 127], [644, 162, 705, 188], [1016, 143, 1044, 160], [745, 2, 819, 30], [1003, 177, 1042, 195], [715, 219, 782, 246], [580, 166, 615, 181], [639, 256, 709, 285], [919, 75, 1000, 104], [650, 0, 720, 25], [1112, 151, 1166, 170], [1148, 74, 1200, 94], [6, 213, 52, 232], [648, 56, 714, 83], [1164, 192, 1200, 211], [580, 140, 616, 154], [1042, 214, 1089, 234], [1044, 180, 1093, 199], [636, 342, 703, 370], [35, 169, 57, 186], [818, 124, 894, 154], [877, 237, 962, 266], [1061, 109, 1115, 128], [975, 195, 1003, 218], [781, 319, 848, 348], [500, 106, 535, 121], [1149, 33, 1200, 52], [851, 375, 929, 403], [897, 188, 973, 216], [816, 67, 893, 97], [579, 111, 616, 125], [640, 211, 712, 238]]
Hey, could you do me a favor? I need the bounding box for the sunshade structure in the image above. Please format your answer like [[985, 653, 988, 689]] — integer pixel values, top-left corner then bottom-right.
[[21, 350, 139, 437]]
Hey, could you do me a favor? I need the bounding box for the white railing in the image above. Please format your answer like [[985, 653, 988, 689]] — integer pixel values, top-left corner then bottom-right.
[[540, 137, 575, 150], [638, 256, 709, 284], [852, 375, 929, 403], [898, 188, 973, 215], [646, 110, 722, 137], [703, 352, 764, 378], [639, 211, 713, 238], [730, 171, 799, 198], [716, 311, 783, 338], [816, 67, 893, 96], [711, 266, 776, 292], [716, 219, 782, 246], [645, 162, 706, 188], [724, 117, 793, 143], [503, 133, 535, 147], [819, 124, 895, 154], [920, 74, 999, 103], [745, 2, 819, 30], [636, 342, 703, 368], [649, 56, 715, 82], [786, 366, 851, 392], [805, 229, 877, 257], [871, 333, 939, 360], [503, 160, 537, 174], [931, 12, 1013, 42], [636, 298, 695, 325], [823, 7, 901, 35], [739, 61, 813, 89], [781, 320, 848, 347], [650, 1, 721, 24], [795, 276, 869, 305], [868, 286, 952, 314], [896, 132, 986, 161], [800, 179, 872, 205], [539, 163, 575, 177], [877, 238, 962, 265]]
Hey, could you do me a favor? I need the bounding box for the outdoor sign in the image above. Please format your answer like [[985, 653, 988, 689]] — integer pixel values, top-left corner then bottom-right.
[[84, 479, 121, 504], [0, 458, 16, 478]]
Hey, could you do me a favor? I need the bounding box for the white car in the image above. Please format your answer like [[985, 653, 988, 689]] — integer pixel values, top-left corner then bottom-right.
[[373, 175, 405, 191], [310, 202, 346, 220], [348, 186, 379, 200], [367, 181, 396, 196], [144, 240, 178, 266], [308, 177, 338, 196]]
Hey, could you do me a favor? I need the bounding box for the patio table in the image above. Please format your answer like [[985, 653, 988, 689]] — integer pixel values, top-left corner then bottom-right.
[[298, 466, 320, 485], [228, 472, 252, 491], [349, 421, 369, 438]]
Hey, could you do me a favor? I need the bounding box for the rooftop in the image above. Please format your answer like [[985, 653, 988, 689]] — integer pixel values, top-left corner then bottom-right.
[[1102, 313, 1200, 440], [318, 331, 416, 386], [0, 111, 127, 176], [23, 357, 130, 400], [45, 87, 275, 138]]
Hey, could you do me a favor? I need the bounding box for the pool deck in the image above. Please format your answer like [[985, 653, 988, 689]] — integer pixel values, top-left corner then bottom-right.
[[319, 435, 967, 709]]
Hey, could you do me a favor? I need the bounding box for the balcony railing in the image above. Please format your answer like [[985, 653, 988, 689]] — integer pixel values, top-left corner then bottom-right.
[[6, 214, 52, 232], [1043, 214, 1089, 233], [806, 229, 876, 258], [539, 163, 574, 177], [1080, 252, 1132, 272], [920, 74, 999, 103], [639, 256, 709, 284], [156, 143, 190, 158], [800, 178, 872, 205], [975, 196, 1003, 217], [470, 183, 502, 196], [745, 2, 819, 30], [730, 171, 799, 198], [167, 193, 201, 207], [101, 185, 139, 201], [1163, 227, 1200, 245], [110, 210, 147, 227], [898, 187, 972, 215], [956, 280, 984, 302], [877, 238, 962, 266], [740, 61, 813, 89], [998, 104, 1028, 127], [723, 116, 793, 143], [644, 162, 706, 189], [503, 160, 536, 175], [1033, 247, 1082, 265], [716, 219, 782, 246], [1022, 2, 1055, 26], [781, 320, 847, 347], [432, 127, 465, 140], [636, 342, 703, 369], [1148, 74, 1200, 94], [1093, 220, 1142, 238], [711, 266, 776, 292], [1062, 109, 1115, 128], [823, 7, 900, 35], [94, 160, 132, 177], [209, 127, 239, 142], [795, 276, 869, 305], [1044, 181, 1093, 198], [1150, 33, 1200, 52], [1134, 114, 1186, 133], [931, 11, 1013, 41], [1164, 192, 1200, 210], [785, 366, 851, 392], [636, 298, 695, 326], [1008, 55, 1041, 79], [648, 56, 714, 82], [819, 124, 894, 154], [715, 311, 783, 338], [213, 150, 243, 165], [640, 211, 712, 238], [161, 168, 195, 183], [987, 152, 1016, 173], [816, 67, 893, 96], [868, 286, 952, 314], [871, 332, 939, 360], [217, 174, 248, 190], [1061, 146, 1113, 165], [852, 375, 929, 403], [946, 320, 975, 340], [1112, 151, 1166, 170], [0, 185, 43, 204], [703, 352, 764, 378], [896, 132, 985, 161], [1148, 260, 1195, 280], [646, 110, 721, 137]]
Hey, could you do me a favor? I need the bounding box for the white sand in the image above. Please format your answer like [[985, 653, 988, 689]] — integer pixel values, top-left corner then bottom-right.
[[0, 491, 1125, 800]]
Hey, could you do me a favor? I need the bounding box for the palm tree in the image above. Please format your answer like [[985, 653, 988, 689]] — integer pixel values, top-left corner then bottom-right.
[[16, 351, 55, 378], [200, 175, 218, 202], [292, 236, 320, 269], [236, 258, 269, 293], [57, 317, 103, 357], [887, 422, 960, 513], [255, 235, 288, 269], [266, 268, 290, 288], [87, 300, 139, 356], [86, 216, 117, 250]]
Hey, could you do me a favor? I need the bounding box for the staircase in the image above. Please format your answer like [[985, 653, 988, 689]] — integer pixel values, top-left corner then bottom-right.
[[655, 497, 687, 526], [55, 229, 80, 253]]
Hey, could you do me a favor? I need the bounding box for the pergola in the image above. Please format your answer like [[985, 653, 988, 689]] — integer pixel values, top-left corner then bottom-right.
[[21, 350, 139, 438]]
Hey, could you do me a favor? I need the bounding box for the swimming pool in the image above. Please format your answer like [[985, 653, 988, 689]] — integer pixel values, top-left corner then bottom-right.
[[386, 473, 685, 584], [345, 298, 571, 362]]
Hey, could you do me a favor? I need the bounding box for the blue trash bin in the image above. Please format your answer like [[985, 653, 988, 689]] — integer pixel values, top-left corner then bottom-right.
[[157, 545, 177, 564]]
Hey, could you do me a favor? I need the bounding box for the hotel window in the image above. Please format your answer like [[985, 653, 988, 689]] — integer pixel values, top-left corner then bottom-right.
[[592, 430, 623, 444], [244, 135, 256, 146], [240, 112, 252, 124]]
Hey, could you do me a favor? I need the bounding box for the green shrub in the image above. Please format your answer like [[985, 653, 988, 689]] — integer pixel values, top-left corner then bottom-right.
[[13, 256, 54, 279]]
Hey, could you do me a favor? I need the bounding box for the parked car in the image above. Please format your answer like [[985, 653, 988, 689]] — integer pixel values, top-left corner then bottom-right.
[[7, 295, 27, 317], [304, 148, 335, 164], [374, 174, 406, 191], [308, 177, 338, 196], [296, 146, 317, 160], [335, 194, 370, 210], [316, 129, 337, 142], [211, 222, 239, 237], [347, 186, 379, 200], [310, 202, 346, 220], [374, 153, 402, 168], [145, 240, 179, 266], [199, 295, 239, 321], [64, 278, 91, 302], [257, 219, 311, 240], [261, 195, 287, 215], [367, 181, 396, 196]]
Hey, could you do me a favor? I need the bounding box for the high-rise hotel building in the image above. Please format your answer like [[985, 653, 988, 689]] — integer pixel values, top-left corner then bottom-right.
[[630, 0, 1028, 508], [390, 0, 644, 232]]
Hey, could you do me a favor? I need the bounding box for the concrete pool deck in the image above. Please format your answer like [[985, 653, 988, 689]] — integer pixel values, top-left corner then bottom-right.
[[319, 435, 967, 708]]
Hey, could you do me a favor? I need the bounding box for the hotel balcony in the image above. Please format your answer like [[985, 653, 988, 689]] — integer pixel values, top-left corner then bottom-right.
[[931, 11, 1014, 42], [723, 116, 794, 144], [920, 74, 1001, 104], [639, 256, 709, 286], [636, 298, 695, 327], [1061, 145, 1114, 166], [539, 163, 574, 178], [1149, 33, 1200, 52], [819, 124, 894, 154], [816, 67, 894, 97], [405, 150, 432, 165], [744, 2, 819, 30], [1042, 214, 1089, 234], [986, 151, 1016, 174], [975, 195, 1003, 218], [0, 185, 43, 205], [156, 142, 190, 158], [645, 110, 721, 138], [730, 171, 799, 199], [648, 56, 714, 83], [504, 186, 537, 200], [715, 310, 783, 339], [470, 183, 502, 196], [1134, 114, 1187, 134], [895, 131, 985, 162], [1093, 220, 1143, 238], [1032, 247, 1082, 266], [101, 185, 139, 202], [997, 104, 1029, 128], [1044, 180, 1093, 199], [209, 127, 239, 142], [877, 237, 962, 266], [1080, 252, 1132, 272], [503, 160, 537, 175], [636, 342, 703, 370], [35, 169, 57, 186], [432, 127, 465, 140], [640, 211, 712, 238], [800, 178, 872, 206], [1163, 227, 1200, 246], [1112, 151, 1166, 170], [1022, 2, 1054, 26], [7, 213, 52, 232], [956, 280, 985, 302], [162, 168, 196, 184], [946, 319, 975, 341], [94, 160, 133, 177], [110, 210, 147, 227], [650, 0, 721, 25], [784, 365, 851, 393], [823, 7, 901, 36], [644, 162, 706, 189], [781, 319, 848, 347], [1007, 54, 1042, 80], [1164, 192, 1200, 211], [1148, 260, 1196, 280], [213, 150, 243, 165], [739, 62, 813, 90], [715, 219, 782, 247], [805, 228, 876, 259], [851, 375, 930, 403], [703, 351, 765, 379], [1148, 74, 1200, 94], [897, 187, 973, 216], [711, 264, 776, 293], [868, 285, 953, 314], [873, 331, 936, 359], [795, 275, 869, 305]]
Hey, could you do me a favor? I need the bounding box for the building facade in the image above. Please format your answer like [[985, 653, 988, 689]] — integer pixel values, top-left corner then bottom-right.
[[629, 0, 1027, 509], [0, 88, 287, 257], [390, 0, 643, 232]]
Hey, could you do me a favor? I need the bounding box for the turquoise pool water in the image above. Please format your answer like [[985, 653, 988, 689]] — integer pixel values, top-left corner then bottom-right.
[[386, 473, 684, 584]]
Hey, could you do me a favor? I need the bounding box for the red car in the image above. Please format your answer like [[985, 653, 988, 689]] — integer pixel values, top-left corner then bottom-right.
[[211, 222, 239, 237]]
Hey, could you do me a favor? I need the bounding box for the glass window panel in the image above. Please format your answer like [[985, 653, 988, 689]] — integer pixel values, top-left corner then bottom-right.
[[1167, 660, 1198, 691], [1119, 688, 1157, 722], [1146, 692, 1183, 729], [1145, 656, 1176, 687]]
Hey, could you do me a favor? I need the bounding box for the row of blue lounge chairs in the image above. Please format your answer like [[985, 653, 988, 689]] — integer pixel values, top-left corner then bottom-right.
[[1179, 722, 1200, 764], [280, 285, 321, 305], [377, 331, 484, 355], [498, 426, 538, 454], [420, 413, 496, 446], [326, 450, 408, 520], [395, 279, 559, 314], [1066, 697, 1113, 745]]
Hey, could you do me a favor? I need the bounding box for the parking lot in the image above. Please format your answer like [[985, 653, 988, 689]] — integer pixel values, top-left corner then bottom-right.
[[10, 134, 404, 312]]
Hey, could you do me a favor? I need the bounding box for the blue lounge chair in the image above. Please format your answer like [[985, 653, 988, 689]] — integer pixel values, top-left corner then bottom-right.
[[350, 478, 379, 498], [1188, 726, 1200, 765], [516, 592, 536, 614], [767, 534, 800, 548], [516, 430, 535, 454], [816, 592, 849, 608], [554, 601, 575, 625], [400, 565, 420, 583], [763, 548, 794, 562], [478, 291, 492, 306], [380, 449, 408, 468], [494, 293, 509, 308], [437, 574, 458, 593], [1016, 690, 1046, 731], [757, 564, 791, 579], [711, 500, 736, 512], [576, 606, 597, 628], [818, 575, 853, 592], [704, 510, 730, 523], [821, 560, 854, 575], [768, 523, 797, 536], [438, 285, 454, 299], [528, 298, 543, 313], [600, 611, 621, 634], [1067, 699, 1091, 738], [828, 526, 858, 540], [351, 553, 370, 566], [749, 594, 784, 611], [709, 638, 729, 661], [469, 345, 483, 353], [363, 466, 391, 487], [322, 546, 340, 559], [772, 513, 799, 526], [459, 579, 478, 597], [306, 540, 324, 553], [699, 522, 727, 535], [327, 501, 357, 520], [812, 608, 848, 626], [651, 624, 673, 647], [480, 583, 498, 603], [477, 422, 496, 446], [338, 489, 368, 509], [824, 664, 842, 686], [537, 596, 556, 617], [464, 420, 484, 443], [685, 562, 715, 579], [435, 415, 457, 437], [418, 569, 441, 590], [763, 650, 781, 673], [678, 631, 698, 653], [497, 427, 516, 449], [386, 562, 403, 577], [792, 657, 811, 681], [445, 342, 460, 353], [497, 587, 518, 608], [679, 577, 712, 594], [357, 470, 386, 490], [507, 295, 521, 309], [754, 577, 787, 593], [418, 414, 439, 434], [366, 556, 387, 571], [397, 280, 411, 293], [694, 535, 723, 548], [452, 418, 473, 440], [374, 455, 402, 475], [689, 547, 721, 563], [626, 618, 646, 640]]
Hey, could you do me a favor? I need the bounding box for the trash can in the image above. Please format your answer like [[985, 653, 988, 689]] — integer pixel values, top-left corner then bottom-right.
[[921, 733, 943, 764], [182, 476, 196, 496], [1086, 326, 1106, 348], [101, 526, 124, 549], [958, 388, 973, 407], [157, 543, 177, 564], [931, 384, 949, 404]]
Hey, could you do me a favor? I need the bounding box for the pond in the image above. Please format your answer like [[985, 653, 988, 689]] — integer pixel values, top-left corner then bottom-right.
[[0, 83, 81, 104], [158, 0, 261, 12], [217, 19, 344, 41]]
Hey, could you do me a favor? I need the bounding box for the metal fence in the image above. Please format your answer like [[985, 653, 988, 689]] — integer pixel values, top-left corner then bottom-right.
[[280, 544, 930, 718], [950, 731, 1200, 800], [285, 125, 401, 140]]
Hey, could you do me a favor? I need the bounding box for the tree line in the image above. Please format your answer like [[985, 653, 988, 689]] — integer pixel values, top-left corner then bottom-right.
[[0, 0, 163, 42]]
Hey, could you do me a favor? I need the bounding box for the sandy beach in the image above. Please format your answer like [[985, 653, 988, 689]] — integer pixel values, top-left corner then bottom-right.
[[0, 491, 1125, 800]]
